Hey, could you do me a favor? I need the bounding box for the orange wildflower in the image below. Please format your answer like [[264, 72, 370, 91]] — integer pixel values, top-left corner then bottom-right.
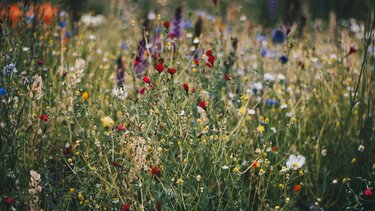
[[9, 4, 22, 27]]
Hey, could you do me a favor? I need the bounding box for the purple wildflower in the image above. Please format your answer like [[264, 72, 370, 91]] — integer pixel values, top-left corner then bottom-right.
[[116, 56, 125, 87], [170, 7, 183, 39], [267, 0, 277, 21], [134, 20, 150, 78]]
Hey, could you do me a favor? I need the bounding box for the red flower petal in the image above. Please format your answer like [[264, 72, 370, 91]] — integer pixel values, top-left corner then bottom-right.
[[143, 76, 151, 84], [206, 50, 213, 56], [167, 68, 176, 75], [198, 101, 207, 110], [155, 63, 164, 73]]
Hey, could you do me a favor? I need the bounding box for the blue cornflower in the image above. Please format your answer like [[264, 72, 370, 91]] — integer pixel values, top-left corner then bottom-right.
[[271, 29, 286, 44], [279, 55, 288, 64], [0, 88, 6, 96], [3, 64, 17, 75], [59, 21, 67, 28], [266, 99, 279, 106], [184, 20, 192, 29], [260, 48, 268, 57], [65, 31, 72, 39]]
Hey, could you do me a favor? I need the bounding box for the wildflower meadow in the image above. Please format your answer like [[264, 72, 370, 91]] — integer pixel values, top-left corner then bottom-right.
[[0, 0, 374, 210]]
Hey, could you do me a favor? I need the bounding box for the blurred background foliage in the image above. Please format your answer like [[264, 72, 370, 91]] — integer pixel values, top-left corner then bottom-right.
[[1, 0, 369, 24]]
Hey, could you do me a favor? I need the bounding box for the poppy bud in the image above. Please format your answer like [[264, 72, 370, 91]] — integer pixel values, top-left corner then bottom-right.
[[163, 21, 170, 28], [113, 161, 121, 167], [183, 83, 189, 92], [225, 73, 231, 81]]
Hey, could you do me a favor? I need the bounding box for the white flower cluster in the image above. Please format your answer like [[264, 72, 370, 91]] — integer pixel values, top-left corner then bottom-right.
[[68, 58, 86, 87], [30, 75, 43, 100], [29, 170, 42, 211], [80, 14, 105, 27]]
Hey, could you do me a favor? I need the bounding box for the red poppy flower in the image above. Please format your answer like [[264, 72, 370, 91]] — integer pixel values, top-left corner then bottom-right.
[[155, 63, 164, 73], [271, 146, 277, 152], [139, 88, 145, 94], [156, 201, 163, 211], [224, 73, 231, 81], [121, 203, 131, 211], [168, 33, 175, 39], [208, 55, 215, 64], [183, 83, 189, 92], [9, 4, 22, 28], [163, 21, 170, 28], [134, 57, 141, 66], [167, 68, 176, 75], [63, 144, 72, 155], [37, 59, 43, 66], [143, 76, 150, 84], [364, 188, 373, 196], [205, 50, 213, 56], [40, 114, 48, 122], [194, 58, 199, 66], [198, 101, 207, 110], [348, 46, 356, 55], [118, 125, 126, 131], [293, 184, 302, 192], [113, 161, 121, 167], [6, 197, 14, 205], [191, 86, 196, 93], [297, 61, 305, 70], [151, 166, 160, 176], [38, 3, 56, 26], [206, 62, 213, 68]]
